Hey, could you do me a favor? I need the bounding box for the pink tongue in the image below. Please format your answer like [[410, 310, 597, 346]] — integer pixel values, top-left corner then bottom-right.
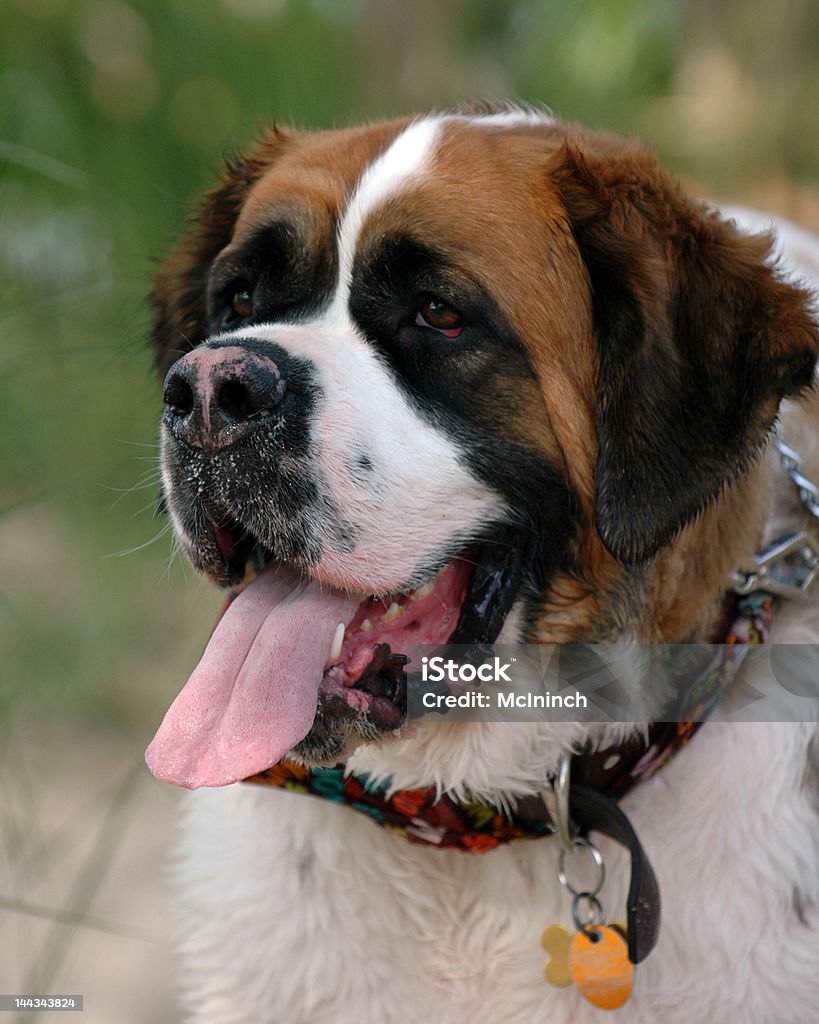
[[145, 567, 358, 789]]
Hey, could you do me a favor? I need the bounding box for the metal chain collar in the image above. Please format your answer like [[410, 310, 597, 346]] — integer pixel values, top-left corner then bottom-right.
[[730, 429, 819, 601], [774, 431, 819, 519]]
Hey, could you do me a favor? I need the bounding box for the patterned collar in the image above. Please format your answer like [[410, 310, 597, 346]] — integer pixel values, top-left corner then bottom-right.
[[246, 591, 773, 852]]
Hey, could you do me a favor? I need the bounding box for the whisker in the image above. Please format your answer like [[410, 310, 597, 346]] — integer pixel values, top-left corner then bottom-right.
[[131, 497, 164, 520], [105, 522, 173, 559], [103, 472, 161, 512], [115, 438, 161, 450]]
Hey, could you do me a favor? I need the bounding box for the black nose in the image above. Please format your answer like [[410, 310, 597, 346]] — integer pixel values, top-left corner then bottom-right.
[[163, 344, 286, 451]]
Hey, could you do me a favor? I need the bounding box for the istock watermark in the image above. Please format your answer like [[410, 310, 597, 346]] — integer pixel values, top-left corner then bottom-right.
[[421, 655, 515, 684], [403, 643, 819, 723]]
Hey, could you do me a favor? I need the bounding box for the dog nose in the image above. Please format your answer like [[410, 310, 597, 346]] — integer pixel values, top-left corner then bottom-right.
[[163, 345, 286, 451]]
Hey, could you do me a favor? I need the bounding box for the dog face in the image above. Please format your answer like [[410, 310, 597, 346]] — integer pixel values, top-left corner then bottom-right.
[[147, 107, 818, 790]]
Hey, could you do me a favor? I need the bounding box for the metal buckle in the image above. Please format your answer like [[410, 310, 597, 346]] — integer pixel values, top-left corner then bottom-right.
[[731, 531, 819, 601]]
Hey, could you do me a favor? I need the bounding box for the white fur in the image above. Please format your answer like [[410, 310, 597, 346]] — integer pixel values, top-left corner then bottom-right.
[[452, 106, 556, 129], [171, 724, 819, 1023], [165, 152, 819, 1023], [223, 315, 504, 594], [334, 116, 443, 303]]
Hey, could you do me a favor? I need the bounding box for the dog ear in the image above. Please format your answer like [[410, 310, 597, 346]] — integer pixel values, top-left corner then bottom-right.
[[552, 139, 819, 564], [150, 126, 292, 376]]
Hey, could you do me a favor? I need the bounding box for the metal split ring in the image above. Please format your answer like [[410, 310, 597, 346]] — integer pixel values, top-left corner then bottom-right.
[[558, 836, 606, 898], [572, 891, 606, 934]]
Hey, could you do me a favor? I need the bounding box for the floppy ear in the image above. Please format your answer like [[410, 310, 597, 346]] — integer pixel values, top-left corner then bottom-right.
[[552, 140, 819, 564], [150, 126, 292, 376]]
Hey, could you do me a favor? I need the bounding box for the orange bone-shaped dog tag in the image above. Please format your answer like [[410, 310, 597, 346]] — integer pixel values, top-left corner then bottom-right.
[[569, 925, 633, 1010]]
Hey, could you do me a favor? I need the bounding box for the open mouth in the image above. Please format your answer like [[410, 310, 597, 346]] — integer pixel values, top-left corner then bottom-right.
[[145, 516, 520, 789]]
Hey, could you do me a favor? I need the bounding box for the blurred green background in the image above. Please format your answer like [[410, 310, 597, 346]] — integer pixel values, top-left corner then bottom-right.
[[1, 0, 818, 740], [0, 2, 817, 1018]]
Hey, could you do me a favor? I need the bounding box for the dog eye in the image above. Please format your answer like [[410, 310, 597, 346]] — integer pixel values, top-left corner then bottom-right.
[[230, 288, 254, 321], [415, 298, 465, 338]]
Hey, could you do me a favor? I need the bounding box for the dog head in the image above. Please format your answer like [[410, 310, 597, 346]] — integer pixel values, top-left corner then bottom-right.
[[146, 107, 818, 791]]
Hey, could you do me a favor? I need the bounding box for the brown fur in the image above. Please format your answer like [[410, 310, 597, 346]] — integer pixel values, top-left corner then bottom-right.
[[151, 121, 408, 376], [151, 113, 819, 647]]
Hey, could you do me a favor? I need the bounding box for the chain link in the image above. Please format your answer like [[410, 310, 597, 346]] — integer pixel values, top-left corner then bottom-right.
[[774, 432, 819, 520], [572, 892, 606, 934], [730, 429, 819, 600], [558, 837, 607, 898]]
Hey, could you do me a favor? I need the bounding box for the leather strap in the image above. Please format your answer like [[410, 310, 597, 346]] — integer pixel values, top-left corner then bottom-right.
[[570, 785, 660, 964]]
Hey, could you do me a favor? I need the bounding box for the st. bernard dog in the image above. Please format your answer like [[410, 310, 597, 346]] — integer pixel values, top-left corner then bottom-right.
[[145, 105, 819, 1023]]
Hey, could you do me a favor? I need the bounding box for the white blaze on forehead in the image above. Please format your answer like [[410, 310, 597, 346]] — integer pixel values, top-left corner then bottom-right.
[[333, 108, 559, 303], [333, 110, 553, 297], [334, 116, 444, 303]]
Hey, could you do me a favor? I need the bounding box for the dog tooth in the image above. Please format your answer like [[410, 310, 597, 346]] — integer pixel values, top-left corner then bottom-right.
[[360, 619, 373, 632], [329, 622, 345, 661], [383, 602, 403, 621], [411, 581, 435, 601]]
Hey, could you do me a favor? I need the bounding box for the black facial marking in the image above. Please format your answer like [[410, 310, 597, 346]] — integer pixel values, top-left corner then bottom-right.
[[207, 211, 337, 333], [348, 232, 580, 615], [344, 448, 381, 492]]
